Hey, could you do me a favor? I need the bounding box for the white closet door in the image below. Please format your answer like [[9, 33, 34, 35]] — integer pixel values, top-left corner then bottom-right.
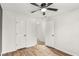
[[45, 21, 55, 47], [16, 17, 26, 49]]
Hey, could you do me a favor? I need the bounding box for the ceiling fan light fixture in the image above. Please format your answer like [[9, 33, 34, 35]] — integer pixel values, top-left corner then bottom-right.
[[41, 8, 47, 12]]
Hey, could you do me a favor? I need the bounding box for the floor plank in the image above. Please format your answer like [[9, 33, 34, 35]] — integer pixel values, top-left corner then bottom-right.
[[2, 45, 71, 56]]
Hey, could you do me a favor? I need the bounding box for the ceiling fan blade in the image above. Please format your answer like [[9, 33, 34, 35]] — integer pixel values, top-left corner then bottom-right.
[[47, 8, 58, 11], [31, 9, 41, 13], [30, 3, 40, 7], [47, 3, 53, 7], [43, 12, 45, 15], [31, 10, 37, 13]]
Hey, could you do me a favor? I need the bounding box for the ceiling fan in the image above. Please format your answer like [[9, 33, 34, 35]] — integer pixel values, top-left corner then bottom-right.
[[30, 3, 58, 15]]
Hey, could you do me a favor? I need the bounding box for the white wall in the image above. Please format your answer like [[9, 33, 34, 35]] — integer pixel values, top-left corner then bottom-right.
[[2, 10, 16, 53], [54, 9, 79, 55]]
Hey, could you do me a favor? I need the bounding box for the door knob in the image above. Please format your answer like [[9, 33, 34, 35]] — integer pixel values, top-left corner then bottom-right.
[[24, 34, 26, 37], [52, 34, 54, 36]]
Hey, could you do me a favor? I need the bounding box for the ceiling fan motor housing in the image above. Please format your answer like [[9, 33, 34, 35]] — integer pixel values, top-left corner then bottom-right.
[[41, 3, 47, 8]]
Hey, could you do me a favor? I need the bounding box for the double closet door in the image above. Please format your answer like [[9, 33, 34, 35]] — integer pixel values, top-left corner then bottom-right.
[[16, 17, 37, 49], [16, 17, 26, 49], [45, 21, 55, 47]]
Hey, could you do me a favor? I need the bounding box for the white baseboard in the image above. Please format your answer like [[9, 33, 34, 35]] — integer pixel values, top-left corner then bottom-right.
[[1, 49, 17, 54], [54, 47, 77, 56]]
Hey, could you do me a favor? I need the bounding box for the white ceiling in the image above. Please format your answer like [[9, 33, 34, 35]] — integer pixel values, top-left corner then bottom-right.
[[1, 3, 79, 17]]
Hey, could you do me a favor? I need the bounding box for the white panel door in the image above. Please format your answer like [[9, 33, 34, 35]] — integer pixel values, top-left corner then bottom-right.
[[45, 21, 55, 47], [16, 17, 26, 49]]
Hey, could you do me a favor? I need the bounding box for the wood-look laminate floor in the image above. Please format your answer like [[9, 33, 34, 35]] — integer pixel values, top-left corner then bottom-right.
[[3, 45, 71, 56]]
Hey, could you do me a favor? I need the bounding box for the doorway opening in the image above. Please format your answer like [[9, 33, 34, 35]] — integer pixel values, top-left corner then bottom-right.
[[37, 38, 45, 45], [36, 20, 46, 46]]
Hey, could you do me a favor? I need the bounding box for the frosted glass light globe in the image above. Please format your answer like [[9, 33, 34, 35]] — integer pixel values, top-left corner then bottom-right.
[[41, 8, 47, 12]]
